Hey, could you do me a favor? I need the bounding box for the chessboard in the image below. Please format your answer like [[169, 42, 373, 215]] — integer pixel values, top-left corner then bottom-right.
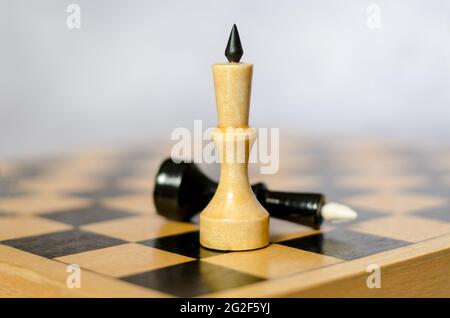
[[1, 137, 450, 297]]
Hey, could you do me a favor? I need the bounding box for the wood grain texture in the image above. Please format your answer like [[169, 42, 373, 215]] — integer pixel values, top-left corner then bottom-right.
[[200, 62, 269, 251], [212, 63, 252, 128]]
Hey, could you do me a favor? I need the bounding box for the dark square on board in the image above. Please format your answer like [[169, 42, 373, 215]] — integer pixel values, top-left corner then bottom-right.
[[2, 229, 126, 259], [278, 229, 410, 260], [121, 260, 264, 297], [139, 231, 226, 259], [40, 205, 137, 226]]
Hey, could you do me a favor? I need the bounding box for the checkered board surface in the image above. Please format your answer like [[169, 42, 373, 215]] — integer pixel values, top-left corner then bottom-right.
[[1, 138, 450, 297]]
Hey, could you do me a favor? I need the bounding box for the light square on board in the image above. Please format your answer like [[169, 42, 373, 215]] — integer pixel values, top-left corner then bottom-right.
[[270, 217, 333, 243], [55, 243, 194, 278], [334, 154, 414, 173], [352, 215, 450, 243], [69, 187, 138, 200], [343, 192, 448, 214], [202, 244, 342, 279], [118, 177, 154, 192], [130, 158, 161, 175], [254, 174, 322, 192], [46, 151, 120, 177], [0, 216, 72, 241], [0, 194, 90, 215], [101, 193, 155, 215], [335, 174, 428, 191], [17, 175, 103, 194], [81, 215, 198, 242]]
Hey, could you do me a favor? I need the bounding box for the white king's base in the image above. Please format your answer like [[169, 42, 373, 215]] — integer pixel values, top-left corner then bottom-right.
[[200, 212, 269, 251], [199, 128, 270, 251]]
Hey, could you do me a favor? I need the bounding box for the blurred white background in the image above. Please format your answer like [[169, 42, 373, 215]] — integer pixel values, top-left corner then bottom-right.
[[1, 0, 450, 158]]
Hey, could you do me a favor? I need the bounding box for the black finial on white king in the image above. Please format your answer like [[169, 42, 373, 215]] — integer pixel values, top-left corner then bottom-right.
[[225, 24, 243, 63]]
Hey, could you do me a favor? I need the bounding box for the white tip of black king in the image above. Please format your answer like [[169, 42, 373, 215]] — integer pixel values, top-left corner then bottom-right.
[[321, 202, 358, 223]]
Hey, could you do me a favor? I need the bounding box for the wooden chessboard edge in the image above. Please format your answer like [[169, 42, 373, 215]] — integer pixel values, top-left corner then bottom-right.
[[0, 245, 171, 298], [2, 233, 450, 298], [1, 234, 450, 298], [202, 233, 450, 298]]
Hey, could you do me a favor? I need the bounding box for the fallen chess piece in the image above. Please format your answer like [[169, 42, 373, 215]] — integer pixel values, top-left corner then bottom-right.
[[153, 158, 357, 229]]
